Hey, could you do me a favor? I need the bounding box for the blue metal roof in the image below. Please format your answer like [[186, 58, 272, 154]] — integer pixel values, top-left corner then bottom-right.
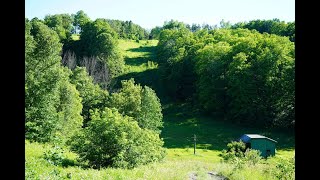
[[239, 134, 277, 143]]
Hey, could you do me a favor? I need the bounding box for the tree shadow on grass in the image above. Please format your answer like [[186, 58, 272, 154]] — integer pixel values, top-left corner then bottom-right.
[[124, 56, 149, 66], [127, 46, 157, 54], [160, 103, 295, 151], [123, 46, 158, 67], [112, 68, 168, 99]]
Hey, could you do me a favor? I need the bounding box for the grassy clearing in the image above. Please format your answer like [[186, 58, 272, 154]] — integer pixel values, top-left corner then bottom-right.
[[26, 106, 294, 180], [26, 125, 294, 180], [161, 103, 295, 151], [26, 140, 216, 180], [113, 39, 163, 95], [71, 34, 80, 41], [118, 39, 159, 74]]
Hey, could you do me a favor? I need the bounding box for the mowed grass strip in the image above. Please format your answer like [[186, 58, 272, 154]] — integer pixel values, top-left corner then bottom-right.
[[118, 39, 159, 74]]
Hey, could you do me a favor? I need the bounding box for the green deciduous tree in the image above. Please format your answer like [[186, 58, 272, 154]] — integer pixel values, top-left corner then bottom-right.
[[106, 19, 149, 40], [163, 19, 186, 30], [108, 78, 142, 118], [26, 21, 83, 142], [44, 14, 74, 42], [156, 28, 197, 100], [70, 66, 109, 126], [157, 26, 295, 128], [76, 19, 124, 85], [25, 20, 64, 142], [232, 19, 295, 42], [72, 10, 90, 34], [108, 79, 163, 132], [68, 107, 166, 169], [55, 70, 83, 141], [138, 86, 163, 133], [150, 26, 162, 39], [195, 41, 232, 118]]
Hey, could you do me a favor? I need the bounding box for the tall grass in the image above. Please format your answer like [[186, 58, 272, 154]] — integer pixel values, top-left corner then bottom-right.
[[26, 139, 294, 179], [26, 140, 220, 180]]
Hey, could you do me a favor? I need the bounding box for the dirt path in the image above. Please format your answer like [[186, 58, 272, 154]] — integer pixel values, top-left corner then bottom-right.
[[189, 171, 228, 180]]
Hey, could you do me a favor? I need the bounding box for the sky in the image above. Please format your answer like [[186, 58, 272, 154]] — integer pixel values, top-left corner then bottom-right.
[[25, 0, 295, 30]]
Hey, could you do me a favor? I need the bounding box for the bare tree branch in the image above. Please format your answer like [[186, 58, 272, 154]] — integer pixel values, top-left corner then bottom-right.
[[81, 56, 97, 76], [62, 50, 77, 69], [79, 56, 112, 89]]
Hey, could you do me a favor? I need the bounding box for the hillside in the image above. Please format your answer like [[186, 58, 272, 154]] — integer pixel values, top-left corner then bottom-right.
[[26, 39, 294, 180]]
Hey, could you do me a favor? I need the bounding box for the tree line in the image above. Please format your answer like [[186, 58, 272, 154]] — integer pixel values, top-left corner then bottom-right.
[[155, 20, 295, 129], [150, 19, 295, 42]]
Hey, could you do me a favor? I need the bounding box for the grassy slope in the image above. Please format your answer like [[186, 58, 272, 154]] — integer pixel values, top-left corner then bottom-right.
[[71, 34, 80, 41], [119, 39, 158, 74], [26, 39, 295, 180]]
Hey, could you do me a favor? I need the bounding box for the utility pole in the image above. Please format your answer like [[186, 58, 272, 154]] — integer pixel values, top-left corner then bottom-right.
[[194, 134, 196, 155]]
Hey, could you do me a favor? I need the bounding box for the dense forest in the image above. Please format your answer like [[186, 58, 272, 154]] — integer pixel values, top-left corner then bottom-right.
[[155, 19, 295, 128], [25, 10, 295, 177]]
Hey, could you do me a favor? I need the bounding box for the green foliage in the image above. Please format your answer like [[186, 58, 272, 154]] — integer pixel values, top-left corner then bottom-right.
[[55, 74, 83, 141], [25, 140, 79, 179], [74, 18, 125, 80], [108, 79, 163, 132], [25, 19, 35, 58], [79, 19, 118, 57], [219, 19, 232, 29], [27, 140, 227, 179], [156, 28, 197, 100], [109, 78, 142, 118], [273, 157, 295, 180], [44, 13, 74, 42], [163, 19, 187, 30], [150, 26, 162, 39], [25, 14, 295, 178], [220, 142, 262, 173], [138, 86, 163, 132], [25, 20, 65, 142], [72, 10, 90, 34], [70, 66, 109, 126], [232, 19, 295, 42], [106, 19, 149, 40], [220, 141, 246, 162], [185, 23, 216, 32], [68, 107, 166, 169], [26, 114, 295, 179], [157, 27, 295, 128], [227, 141, 246, 153], [243, 149, 262, 165], [43, 146, 67, 166], [195, 41, 231, 116], [26, 20, 84, 143]]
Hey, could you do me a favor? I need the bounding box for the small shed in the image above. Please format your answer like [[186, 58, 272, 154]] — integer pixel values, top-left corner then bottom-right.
[[239, 134, 277, 158]]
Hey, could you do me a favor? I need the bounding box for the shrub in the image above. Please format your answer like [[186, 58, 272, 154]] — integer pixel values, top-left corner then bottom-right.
[[243, 149, 261, 165], [273, 157, 295, 180], [220, 141, 246, 161], [68, 107, 166, 169], [43, 146, 66, 166]]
